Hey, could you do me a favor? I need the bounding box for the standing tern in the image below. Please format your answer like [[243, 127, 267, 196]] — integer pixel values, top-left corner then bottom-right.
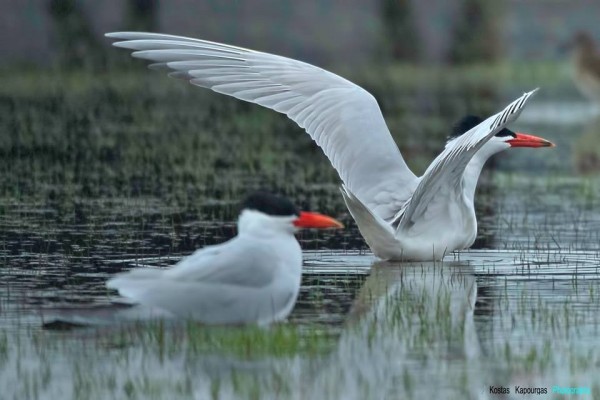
[[107, 192, 343, 325], [106, 32, 554, 261]]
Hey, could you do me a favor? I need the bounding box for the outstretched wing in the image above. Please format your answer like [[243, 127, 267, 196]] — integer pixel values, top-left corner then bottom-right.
[[396, 89, 538, 232], [106, 32, 418, 220]]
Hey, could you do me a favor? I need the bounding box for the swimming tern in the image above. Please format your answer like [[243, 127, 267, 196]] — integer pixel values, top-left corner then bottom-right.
[[107, 192, 343, 325]]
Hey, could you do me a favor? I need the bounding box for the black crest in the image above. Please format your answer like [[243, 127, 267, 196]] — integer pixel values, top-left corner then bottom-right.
[[494, 127, 516, 138], [449, 115, 515, 139], [241, 191, 299, 217], [449, 115, 483, 140]]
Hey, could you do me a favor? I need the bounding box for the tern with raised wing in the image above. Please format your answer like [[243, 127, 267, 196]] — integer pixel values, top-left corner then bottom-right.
[[107, 192, 343, 325], [107, 32, 554, 261]]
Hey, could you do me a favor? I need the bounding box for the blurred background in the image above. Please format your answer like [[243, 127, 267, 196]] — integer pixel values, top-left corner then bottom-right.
[[3, 3, 600, 398], [2, 0, 599, 66], [1, 0, 600, 258], [1, 0, 600, 299]]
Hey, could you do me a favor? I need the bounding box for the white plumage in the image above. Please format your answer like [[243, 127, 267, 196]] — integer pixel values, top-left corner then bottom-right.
[[106, 193, 343, 325], [107, 210, 302, 325], [107, 32, 553, 261]]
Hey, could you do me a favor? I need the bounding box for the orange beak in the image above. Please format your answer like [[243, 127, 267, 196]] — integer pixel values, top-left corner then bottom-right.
[[507, 133, 555, 148], [293, 211, 344, 229]]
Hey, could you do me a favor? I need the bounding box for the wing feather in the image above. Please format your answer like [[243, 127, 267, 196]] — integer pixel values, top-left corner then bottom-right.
[[107, 32, 419, 219], [396, 89, 539, 232], [108, 237, 277, 305], [164, 238, 277, 287]]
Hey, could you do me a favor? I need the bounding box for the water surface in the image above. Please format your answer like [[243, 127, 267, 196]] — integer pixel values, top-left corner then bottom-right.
[[1, 73, 600, 399]]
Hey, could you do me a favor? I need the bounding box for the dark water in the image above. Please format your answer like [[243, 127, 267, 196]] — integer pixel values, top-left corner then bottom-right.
[[2, 71, 600, 398]]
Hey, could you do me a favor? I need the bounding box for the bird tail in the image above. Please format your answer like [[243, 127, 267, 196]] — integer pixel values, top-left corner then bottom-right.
[[106, 267, 165, 299], [40, 268, 173, 329], [340, 185, 398, 260], [39, 302, 174, 330]]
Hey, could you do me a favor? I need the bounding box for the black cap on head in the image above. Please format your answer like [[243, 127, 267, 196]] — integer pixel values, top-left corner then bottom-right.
[[495, 127, 516, 138], [449, 115, 483, 140], [449, 115, 515, 139], [241, 191, 299, 217]]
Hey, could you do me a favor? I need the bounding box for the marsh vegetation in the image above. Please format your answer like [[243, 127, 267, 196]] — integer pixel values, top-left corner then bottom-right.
[[1, 61, 599, 399]]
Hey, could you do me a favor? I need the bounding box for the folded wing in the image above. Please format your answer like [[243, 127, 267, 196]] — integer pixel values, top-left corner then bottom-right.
[[107, 238, 278, 300], [106, 239, 289, 323]]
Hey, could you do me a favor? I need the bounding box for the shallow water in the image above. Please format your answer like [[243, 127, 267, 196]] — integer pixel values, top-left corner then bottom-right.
[[2, 247, 600, 399], [3, 175, 600, 399], [2, 73, 600, 398]]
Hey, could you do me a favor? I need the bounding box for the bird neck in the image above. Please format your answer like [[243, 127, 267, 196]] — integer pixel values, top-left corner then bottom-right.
[[462, 150, 492, 205], [237, 210, 296, 236]]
